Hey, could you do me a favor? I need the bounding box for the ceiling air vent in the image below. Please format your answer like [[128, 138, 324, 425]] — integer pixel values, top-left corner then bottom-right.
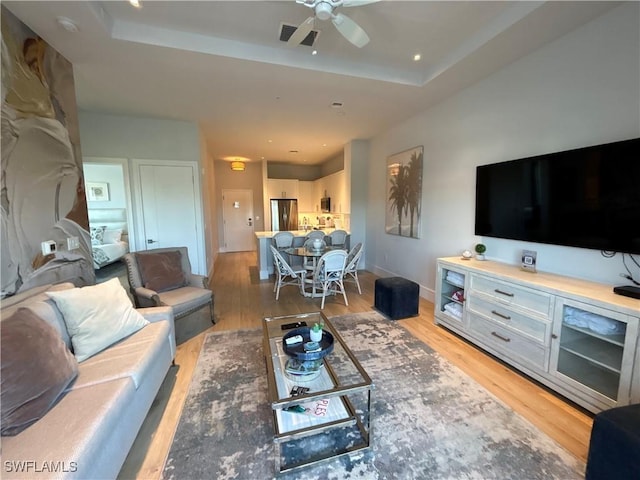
[[279, 23, 319, 47]]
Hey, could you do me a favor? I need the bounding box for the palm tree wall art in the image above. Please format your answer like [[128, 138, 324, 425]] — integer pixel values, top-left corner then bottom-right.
[[385, 146, 423, 238]]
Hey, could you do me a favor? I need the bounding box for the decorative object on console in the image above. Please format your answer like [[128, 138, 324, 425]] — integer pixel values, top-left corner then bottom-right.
[[474, 243, 486, 260], [462, 250, 473, 260], [521, 249, 537, 272]]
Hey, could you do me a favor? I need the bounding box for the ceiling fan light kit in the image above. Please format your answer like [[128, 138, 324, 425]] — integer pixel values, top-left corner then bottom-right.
[[290, 0, 378, 48]]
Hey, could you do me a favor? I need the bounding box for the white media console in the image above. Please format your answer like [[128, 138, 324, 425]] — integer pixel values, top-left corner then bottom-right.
[[434, 257, 640, 414]]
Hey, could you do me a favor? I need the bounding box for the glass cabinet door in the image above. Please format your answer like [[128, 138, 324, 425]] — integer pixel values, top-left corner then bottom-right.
[[551, 298, 638, 408]]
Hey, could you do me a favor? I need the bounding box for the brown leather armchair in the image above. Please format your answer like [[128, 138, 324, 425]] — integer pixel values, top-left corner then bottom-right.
[[123, 246, 214, 323]]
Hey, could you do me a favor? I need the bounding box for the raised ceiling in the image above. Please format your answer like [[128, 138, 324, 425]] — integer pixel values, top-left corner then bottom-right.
[[4, 1, 620, 165]]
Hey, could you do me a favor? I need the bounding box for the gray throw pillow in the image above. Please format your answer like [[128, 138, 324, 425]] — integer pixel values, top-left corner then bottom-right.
[[136, 250, 187, 292], [1, 308, 79, 436]]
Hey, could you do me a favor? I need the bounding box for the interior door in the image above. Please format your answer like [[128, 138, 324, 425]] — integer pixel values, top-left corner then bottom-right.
[[139, 163, 201, 269], [222, 189, 255, 252]]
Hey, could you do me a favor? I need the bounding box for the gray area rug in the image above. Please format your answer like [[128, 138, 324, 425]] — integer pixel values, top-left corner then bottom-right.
[[163, 312, 585, 479]]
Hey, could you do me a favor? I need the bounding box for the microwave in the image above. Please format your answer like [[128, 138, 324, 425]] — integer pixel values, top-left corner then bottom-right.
[[320, 197, 331, 213]]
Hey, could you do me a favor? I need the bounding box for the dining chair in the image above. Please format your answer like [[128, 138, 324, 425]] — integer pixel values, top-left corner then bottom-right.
[[272, 230, 295, 265], [304, 249, 348, 309], [272, 231, 294, 249], [270, 245, 307, 300], [327, 229, 348, 248], [304, 230, 325, 242], [343, 242, 363, 294]]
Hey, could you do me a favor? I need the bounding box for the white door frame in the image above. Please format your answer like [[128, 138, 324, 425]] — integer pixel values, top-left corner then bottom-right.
[[130, 159, 206, 275], [83, 157, 137, 249]]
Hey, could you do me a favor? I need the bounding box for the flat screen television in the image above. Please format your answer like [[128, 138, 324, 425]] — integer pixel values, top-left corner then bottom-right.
[[475, 137, 640, 254]]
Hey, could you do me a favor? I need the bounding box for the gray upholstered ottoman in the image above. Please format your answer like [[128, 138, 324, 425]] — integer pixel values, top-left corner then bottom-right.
[[374, 277, 419, 320]]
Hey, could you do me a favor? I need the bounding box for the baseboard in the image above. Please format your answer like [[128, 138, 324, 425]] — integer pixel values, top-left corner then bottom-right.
[[370, 264, 434, 304]]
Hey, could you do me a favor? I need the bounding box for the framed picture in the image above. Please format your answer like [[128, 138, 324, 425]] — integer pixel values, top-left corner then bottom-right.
[[385, 146, 423, 238], [86, 182, 110, 202]]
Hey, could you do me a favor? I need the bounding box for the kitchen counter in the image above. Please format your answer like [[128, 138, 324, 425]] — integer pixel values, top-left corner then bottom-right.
[[255, 228, 345, 239], [255, 229, 351, 280]]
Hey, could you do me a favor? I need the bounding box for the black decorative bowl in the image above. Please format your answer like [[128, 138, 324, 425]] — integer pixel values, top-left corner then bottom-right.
[[282, 327, 334, 360]]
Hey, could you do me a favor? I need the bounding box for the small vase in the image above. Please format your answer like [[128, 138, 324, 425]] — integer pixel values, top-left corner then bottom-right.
[[310, 329, 322, 342], [313, 239, 322, 250]]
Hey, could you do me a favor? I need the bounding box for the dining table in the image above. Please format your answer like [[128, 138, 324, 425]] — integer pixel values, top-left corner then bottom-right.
[[284, 246, 346, 298]]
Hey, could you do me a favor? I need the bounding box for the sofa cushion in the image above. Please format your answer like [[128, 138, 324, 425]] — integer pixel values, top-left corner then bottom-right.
[[1, 377, 136, 480], [70, 320, 171, 391], [158, 286, 212, 316], [46, 278, 149, 362], [136, 250, 187, 292], [1, 308, 78, 436]]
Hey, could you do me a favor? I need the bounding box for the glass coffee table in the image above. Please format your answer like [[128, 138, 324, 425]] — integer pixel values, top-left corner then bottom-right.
[[262, 312, 373, 475]]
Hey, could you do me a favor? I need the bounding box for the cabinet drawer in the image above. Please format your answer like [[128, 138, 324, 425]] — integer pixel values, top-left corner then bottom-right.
[[467, 294, 549, 344], [470, 274, 551, 317], [469, 313, 547, 370]]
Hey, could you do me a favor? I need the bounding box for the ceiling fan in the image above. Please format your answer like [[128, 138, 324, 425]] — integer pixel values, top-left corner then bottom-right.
[[288, 0, 378, 48]]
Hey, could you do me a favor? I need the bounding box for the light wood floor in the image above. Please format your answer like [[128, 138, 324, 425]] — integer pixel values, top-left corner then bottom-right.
[[127, 251, 594, 479]]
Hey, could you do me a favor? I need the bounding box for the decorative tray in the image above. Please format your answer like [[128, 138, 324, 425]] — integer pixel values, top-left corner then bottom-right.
[[282, 327, 334, 361]]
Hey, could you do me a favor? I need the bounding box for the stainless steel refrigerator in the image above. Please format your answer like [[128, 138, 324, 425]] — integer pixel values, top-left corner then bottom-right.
[[270, 199, 298, 231]]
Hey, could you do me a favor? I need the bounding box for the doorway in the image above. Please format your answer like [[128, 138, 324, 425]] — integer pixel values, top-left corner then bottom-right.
[[222, 189, 255, 252]]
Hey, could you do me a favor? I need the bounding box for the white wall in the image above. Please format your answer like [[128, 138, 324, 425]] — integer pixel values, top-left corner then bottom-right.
[[83, 163, 127, 209], [366, 3, 640, 300], [78, 112, 200, 161]]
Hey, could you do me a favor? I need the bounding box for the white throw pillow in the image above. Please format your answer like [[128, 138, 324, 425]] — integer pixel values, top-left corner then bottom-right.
[[102, 228, 123, 244], [46, 278, 149, 362]]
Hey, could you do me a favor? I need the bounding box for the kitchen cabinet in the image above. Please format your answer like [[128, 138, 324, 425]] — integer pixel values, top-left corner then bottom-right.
[[298, 181, 314, 212], [434, 257, 640, 414], [267, 179, 299, 200]]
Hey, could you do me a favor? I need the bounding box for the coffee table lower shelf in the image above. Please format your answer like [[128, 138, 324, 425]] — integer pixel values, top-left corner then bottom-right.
[[272, 394, 371, 475]]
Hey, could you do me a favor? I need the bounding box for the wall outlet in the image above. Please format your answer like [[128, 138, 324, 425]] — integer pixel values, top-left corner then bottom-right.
[[67, 236, 80, 250], [41, 240, 57, 255]]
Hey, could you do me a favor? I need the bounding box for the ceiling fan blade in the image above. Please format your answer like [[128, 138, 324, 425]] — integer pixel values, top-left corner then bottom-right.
[[331, 13, 370, 48], [288, 16, 315, 45], [342, 0, 379, 7]]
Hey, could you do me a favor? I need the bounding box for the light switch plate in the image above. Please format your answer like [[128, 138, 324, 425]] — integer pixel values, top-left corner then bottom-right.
[[67, 236, 80, 250]]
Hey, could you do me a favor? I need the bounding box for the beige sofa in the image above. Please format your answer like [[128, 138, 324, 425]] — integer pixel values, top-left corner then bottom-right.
[[0, 282, 176, 479]]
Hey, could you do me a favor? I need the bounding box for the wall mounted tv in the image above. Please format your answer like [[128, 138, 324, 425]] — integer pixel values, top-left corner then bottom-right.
[[475, 137, 640, 255]]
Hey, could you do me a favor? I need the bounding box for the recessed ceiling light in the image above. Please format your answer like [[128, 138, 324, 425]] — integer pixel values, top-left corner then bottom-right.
[[129, 0, 142, 8], [268, 139, 272, 143], [413, 53, 421, 62], [56, 16, 78, 32], [312, 50, 318, 56], [322, 144, 327, 147]]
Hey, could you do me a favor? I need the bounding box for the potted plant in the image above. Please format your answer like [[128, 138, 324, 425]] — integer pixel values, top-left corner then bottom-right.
[[310, 321, 324, 342], [475, 243, 487, 261]]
